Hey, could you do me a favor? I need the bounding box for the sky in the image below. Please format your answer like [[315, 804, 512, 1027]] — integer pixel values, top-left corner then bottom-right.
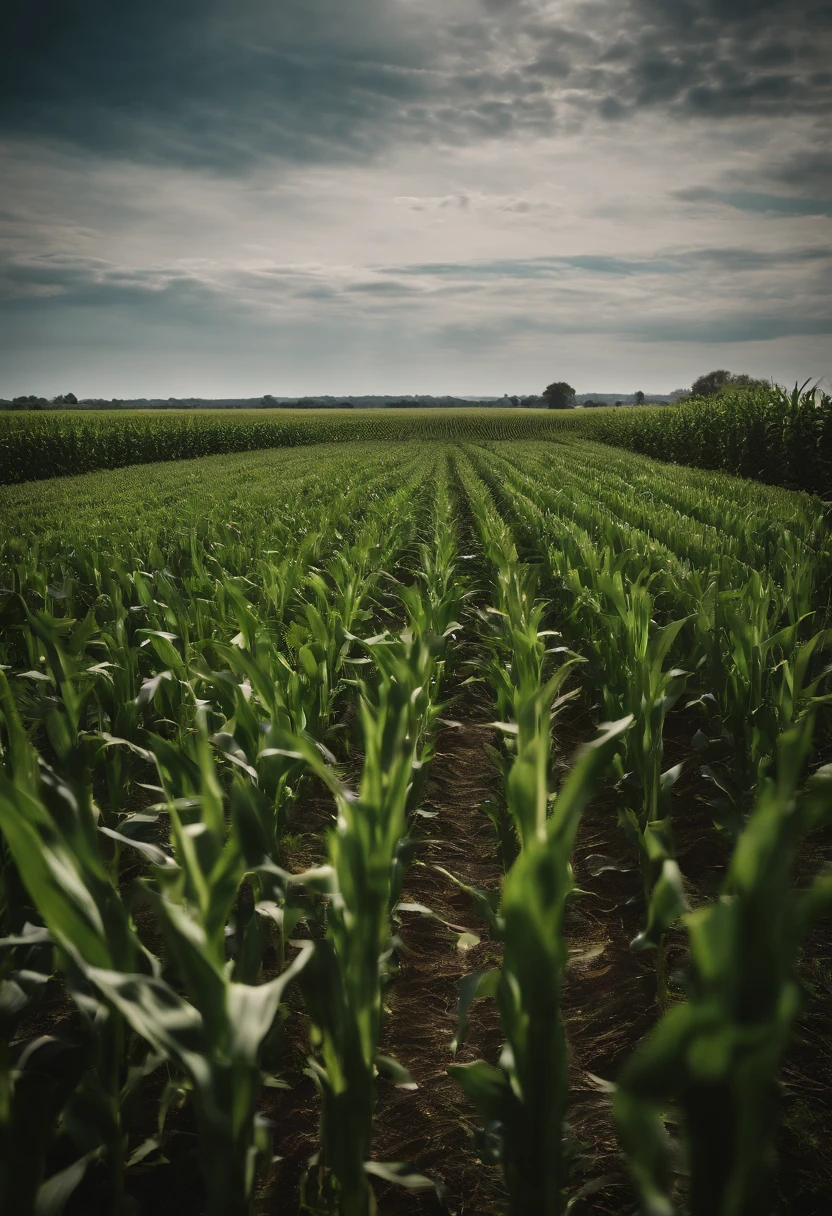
[[1, 0, 831, 398]]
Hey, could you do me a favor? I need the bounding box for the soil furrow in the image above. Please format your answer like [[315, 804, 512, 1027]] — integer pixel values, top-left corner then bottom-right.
[[373, 682, 506, 1215]]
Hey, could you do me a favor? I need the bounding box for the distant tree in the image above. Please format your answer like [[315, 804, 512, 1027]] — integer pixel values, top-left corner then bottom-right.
[[63, 391, 77, 405], [691, 370, 733, 398], [542, 381, 576, 409], [634, 389, 645, 405], [689, 370, 769, 399], [729, 373, 770, 391]]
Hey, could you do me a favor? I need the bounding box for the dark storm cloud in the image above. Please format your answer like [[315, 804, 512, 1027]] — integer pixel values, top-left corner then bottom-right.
[[2, 1, 830, 171], [589, 0, 832, 123], [0, 0, 556, 169]]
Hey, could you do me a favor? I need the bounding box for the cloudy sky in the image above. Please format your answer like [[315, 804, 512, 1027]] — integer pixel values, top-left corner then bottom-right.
[[2, 0, 831, 398]]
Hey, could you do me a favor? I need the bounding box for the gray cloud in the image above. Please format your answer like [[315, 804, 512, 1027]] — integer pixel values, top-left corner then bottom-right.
[[1, 2, 435, 169], [633, 313, 832, 343], [385, 246, 832, 281], [429, 308, 832, 352], [0, 254, 234, 332], [2, 242, 828, 352], [1, 1, 561, 169], [2, 1, 830, 172], [385, 254, 680, 279], [590, 0, 832, 124], [675, 188, 832, 216], [769, 146, 832, 194]]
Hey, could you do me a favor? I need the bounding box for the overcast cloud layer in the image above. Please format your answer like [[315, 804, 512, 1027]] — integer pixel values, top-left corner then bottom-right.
[[2, 0, 831, 396]]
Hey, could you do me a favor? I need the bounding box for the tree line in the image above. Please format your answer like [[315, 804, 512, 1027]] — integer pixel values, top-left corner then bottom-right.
[[542, 369, 774, 409]]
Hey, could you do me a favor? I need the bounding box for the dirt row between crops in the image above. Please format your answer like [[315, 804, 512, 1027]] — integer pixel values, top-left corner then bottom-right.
[[372, 687, 506, 1214], [259, 673, 652, 1216]]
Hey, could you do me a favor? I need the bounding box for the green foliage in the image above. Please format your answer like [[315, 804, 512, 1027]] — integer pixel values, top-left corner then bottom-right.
[[2, 408, 574, 486], [4, 388, 830, 496], [0, 434, 829, 1216], [450, 721, 630, 1216], [615, 719, 832, 1216], [563, 383, 832, 497], [542, 381, 577, 410], [689, 369, 770, 398], [298, 626, 444, 1215]]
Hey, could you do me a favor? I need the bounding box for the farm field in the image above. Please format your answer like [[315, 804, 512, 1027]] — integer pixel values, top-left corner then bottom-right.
[[3, 382, 830, 496], [1, 432, 831, 1216]]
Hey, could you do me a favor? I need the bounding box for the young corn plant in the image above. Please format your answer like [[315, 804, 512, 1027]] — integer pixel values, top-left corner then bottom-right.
[[449, 719, 631, 1216], [297, 617, 449, 1215], [692, 576, 831, 837], [198, 486, 433, 972], [460, 464, 580, 861], [478, 570, 580, 862], [589, 574, 690, 966], [0, 679, 153, 1214], [615, 716, 832, 1216], [1, 667, 311, 1216], [86, 723, 312, 1216]]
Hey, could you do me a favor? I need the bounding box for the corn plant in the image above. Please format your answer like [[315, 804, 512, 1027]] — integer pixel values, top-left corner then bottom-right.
[[690, 579, 831, 835], [615, 716, 832, 1216], [0, 692, 152, 1213], [0, 661, 314, 1216], [296, 612, 452, 1214], [454, 454, 579, 859], [588, 574, 690, 961], [449, 719, 630, 1216], [87, 723, 312, 1216]]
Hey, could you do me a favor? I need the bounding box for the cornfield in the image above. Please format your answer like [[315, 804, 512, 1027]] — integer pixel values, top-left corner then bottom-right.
[[3, 388, 830, 497], [0, 409, 572, 486], [564, 384, 832, 498], [1, 429, 831, 1216]]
